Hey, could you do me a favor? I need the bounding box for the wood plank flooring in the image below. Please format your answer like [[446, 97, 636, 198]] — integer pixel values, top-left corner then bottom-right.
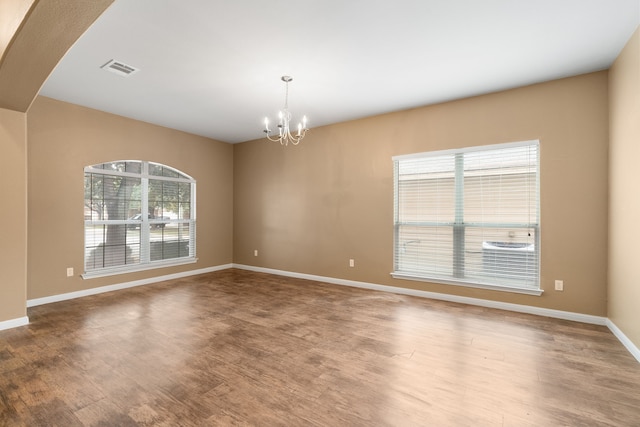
[[1, 269, 639, 426]]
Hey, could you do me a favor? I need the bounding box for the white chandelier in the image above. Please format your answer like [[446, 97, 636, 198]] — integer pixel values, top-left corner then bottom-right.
[[263, 76, 308, 145]]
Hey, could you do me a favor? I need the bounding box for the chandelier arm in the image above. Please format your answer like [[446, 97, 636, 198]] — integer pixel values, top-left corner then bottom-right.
[[287, 131, 304, 145], [265, 129, 287, 143]]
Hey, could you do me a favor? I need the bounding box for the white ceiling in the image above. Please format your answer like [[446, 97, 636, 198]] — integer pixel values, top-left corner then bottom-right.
[[39, 0, 639, 144]]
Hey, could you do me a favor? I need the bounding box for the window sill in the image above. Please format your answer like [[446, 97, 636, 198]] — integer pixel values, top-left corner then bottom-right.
[[391, 272, 543, 296], [82, 258, 198, 279]]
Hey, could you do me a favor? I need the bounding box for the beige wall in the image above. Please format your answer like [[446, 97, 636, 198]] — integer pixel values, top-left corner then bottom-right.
[[234, 71, 609, 316], [0, 107, 27, 321], [27, 96, 233, 299], [608, 28, 640, 348]]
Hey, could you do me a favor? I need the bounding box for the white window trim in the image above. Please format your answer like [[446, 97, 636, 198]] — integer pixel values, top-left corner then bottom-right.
[[392, 140, 537, 161], [81, 257, 198, 279], [390, 272, 543, 296]]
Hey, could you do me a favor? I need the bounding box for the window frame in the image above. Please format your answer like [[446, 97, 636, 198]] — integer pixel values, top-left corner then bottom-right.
[[391, 140, 542, 296], [83, 160, 197, 279]]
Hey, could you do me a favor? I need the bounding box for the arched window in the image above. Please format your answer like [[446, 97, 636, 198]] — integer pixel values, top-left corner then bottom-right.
[[83, 160, 196, 278]]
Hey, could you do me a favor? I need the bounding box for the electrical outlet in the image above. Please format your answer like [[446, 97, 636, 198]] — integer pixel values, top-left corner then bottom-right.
[[66, 267, 74, 277], [254, 250, 258, 257], [349, 259, 355, 268], [555, 280, 563, 291]]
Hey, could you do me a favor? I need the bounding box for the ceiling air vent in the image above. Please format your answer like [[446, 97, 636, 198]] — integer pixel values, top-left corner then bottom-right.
[[100, 59, 139, 77]]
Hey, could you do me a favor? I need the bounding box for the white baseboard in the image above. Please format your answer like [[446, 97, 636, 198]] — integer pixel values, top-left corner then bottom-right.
[[0, 316, 29, 331], [233, 264, 608, 326], [606, 319, 640, 363], [27, 264, 233, 307]]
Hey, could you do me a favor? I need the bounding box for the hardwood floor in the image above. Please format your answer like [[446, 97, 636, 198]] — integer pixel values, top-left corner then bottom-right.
[[1, 269, 639, 426]]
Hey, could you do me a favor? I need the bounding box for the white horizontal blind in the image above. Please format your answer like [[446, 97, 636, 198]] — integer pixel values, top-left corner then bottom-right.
[[393, 141, 540, 291], [84, 160, 196, 276]]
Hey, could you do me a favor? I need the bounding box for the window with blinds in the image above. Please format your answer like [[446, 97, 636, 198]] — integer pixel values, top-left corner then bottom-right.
[[392, 141, 541, 295], [83, 160, 196, 278]]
